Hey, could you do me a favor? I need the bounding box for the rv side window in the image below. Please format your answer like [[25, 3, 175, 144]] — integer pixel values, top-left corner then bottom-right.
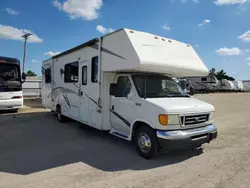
[[91, 56, 98, 83], [116, 76, 132, 97], [45, 69, 51, 83], [64, 61, 79, 83], [82, 66, 87, 85], [201, 77, 207, 81]]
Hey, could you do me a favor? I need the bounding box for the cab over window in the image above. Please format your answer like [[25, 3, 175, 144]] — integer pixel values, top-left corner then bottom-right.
[[116, 76, 132, 97], [64, 61, 79, 83]]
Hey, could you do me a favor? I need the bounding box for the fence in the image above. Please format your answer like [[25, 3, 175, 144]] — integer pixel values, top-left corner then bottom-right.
[[22, 78, 42, 98]]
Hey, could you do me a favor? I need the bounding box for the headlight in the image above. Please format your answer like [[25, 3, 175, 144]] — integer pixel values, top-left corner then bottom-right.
[[209, 111, 215, 122], [158, 114, 180, 126]]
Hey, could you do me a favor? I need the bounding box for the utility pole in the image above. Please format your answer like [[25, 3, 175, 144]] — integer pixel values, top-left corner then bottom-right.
[[21, 33, 32, 74]]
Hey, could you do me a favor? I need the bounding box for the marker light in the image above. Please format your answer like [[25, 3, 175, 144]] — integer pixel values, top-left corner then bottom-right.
[[159, 114, 168, 125]]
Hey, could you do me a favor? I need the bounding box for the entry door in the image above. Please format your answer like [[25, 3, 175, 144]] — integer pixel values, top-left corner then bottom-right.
[[79, 62, 89, 124], [110, 76, 134, 135]]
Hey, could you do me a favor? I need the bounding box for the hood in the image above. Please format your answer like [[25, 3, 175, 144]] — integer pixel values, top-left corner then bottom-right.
[[146, 97, 214, 114]]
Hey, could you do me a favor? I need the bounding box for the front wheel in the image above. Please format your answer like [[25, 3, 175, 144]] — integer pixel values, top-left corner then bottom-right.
[[135, 126, 158, 159], [56, 105, 66, 122]]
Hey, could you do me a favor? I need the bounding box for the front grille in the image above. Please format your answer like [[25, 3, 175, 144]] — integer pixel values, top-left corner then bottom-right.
[[181, 114, 209, 126]]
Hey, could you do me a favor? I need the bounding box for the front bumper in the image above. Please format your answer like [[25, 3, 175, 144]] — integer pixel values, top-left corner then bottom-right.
[[156, 124, 217, 150]]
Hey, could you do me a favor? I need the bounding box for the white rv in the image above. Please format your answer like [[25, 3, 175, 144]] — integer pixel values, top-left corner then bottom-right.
[[217, 79, 235, 91], [42, 29, 217, 158], [232, 81, 244, 91], [186, 76, 219, 93]]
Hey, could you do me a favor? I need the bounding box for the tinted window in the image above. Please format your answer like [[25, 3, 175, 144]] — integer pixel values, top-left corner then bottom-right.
[[82, 66, 87, 85], [91, 56, 98, 83], [45, 69, 51, 83], [64, 61, 79, 83], [201, 77, 207, 81], [116, 76, 132, 97]]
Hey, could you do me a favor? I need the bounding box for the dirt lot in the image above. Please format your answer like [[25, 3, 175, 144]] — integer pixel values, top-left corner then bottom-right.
[[0, 93, 250, 188]]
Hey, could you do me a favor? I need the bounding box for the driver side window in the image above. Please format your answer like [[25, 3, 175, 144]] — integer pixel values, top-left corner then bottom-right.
[[116, 76, 132, 97]]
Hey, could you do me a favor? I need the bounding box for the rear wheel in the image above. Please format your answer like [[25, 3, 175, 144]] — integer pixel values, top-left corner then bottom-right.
[[135, 125, 158, 159], [56, 105, 66, 122]]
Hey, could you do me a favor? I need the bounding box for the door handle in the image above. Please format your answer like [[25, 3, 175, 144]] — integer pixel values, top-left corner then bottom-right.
[[111, 105, 114, 110], [80, 91, 83, 96]]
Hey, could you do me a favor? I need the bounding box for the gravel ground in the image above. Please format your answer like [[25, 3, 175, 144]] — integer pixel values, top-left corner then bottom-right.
[[0, 93, 250, 188]]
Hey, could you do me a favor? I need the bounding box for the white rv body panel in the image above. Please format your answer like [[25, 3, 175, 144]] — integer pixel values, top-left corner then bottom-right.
[[101, 29, 208, 77], [42, 28, 217, 156]]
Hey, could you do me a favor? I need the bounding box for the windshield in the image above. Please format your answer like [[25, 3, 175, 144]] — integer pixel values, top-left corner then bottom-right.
[[0, 63, 21, 92], [0, 63, 21, 83], [132, 75, 188, 98]]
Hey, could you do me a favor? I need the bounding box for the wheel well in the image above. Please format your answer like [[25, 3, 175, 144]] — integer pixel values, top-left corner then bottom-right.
[[132, 121, 151, 140]]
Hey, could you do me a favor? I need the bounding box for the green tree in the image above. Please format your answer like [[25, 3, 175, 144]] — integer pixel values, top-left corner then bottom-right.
[[26, 70, 37, 77], [209, 68, 235, 81], [209, 68, 216, 76]]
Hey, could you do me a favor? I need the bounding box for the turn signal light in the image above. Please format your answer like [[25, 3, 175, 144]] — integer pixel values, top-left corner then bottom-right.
[[158, 114, 168, 125]]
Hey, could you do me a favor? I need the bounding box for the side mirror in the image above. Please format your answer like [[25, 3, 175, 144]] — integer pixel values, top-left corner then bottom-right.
[[189, 86, 195, 96], [22, 72, 26, 82], [110, 83, 118, 96]]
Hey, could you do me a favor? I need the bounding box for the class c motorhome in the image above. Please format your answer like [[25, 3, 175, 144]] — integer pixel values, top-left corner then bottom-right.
[[42, 28, 217, 158]]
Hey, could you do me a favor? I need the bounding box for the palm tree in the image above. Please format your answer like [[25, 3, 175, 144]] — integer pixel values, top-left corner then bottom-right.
[[216, 70, 227, 80]]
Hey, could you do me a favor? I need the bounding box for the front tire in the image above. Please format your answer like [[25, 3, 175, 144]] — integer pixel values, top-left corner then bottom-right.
[[135, 126, 158, 159], [56, 105, 66, 122]]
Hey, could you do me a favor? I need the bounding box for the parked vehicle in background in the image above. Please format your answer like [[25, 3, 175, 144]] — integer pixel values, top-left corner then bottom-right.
[[186, 76, 218, 93], [232, 81, 244, 92], [42, 28, 217, 158], [216, 79, 235, 91], [0, 56, 23, 111]]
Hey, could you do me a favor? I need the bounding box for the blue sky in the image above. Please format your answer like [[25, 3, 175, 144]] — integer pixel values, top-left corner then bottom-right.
[[0, 0, 250, 79]]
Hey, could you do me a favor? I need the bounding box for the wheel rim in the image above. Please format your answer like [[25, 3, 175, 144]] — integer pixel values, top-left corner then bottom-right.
[[138, 132, 151, 153]]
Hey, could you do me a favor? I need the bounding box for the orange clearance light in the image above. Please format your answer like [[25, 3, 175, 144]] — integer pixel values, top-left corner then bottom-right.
[[158, 114, 168, 125], [130, 30, 134, 33], [0, 60, 6, 63]]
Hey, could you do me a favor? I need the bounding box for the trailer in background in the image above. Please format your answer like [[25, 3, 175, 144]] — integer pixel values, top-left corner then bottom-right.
[[185, 76, 218, 93], [216, 79, 235, 91]]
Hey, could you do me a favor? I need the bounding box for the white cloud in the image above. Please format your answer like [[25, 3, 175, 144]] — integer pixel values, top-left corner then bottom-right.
[[96, 25, 114, 34], [215, 0, 247, 5], [44, 51, 61, 57], [192, 0, 199, 3], [246, 49, 250, 52], [216, 47, 243, 56], [5, 8, 19, 15], [195, 44, 200, 48], [246, 57, 250, 61], [0, 24, 43, 43], [247, 62, 250, 66], [161, 24, 171, 31], [238, 30, 250, 42], [32, 59, 42, 63], [198, 19, 211, 27], [53, 0, 103, 20], [222, 59, 227, 63]]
